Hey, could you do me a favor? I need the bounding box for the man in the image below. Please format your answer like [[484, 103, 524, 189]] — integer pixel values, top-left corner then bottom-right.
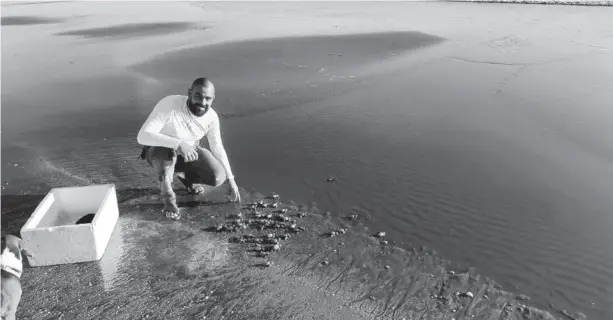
[[137, 77, 240, 219]]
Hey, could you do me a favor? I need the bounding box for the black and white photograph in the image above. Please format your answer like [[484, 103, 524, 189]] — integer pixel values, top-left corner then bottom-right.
[[1, 0, 612, 319]]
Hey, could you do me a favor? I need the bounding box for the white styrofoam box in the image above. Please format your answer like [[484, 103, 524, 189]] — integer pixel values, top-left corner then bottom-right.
[[20, 184, 119, 267]]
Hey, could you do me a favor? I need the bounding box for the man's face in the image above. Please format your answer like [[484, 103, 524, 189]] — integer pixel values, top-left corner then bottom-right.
[[188, 85, 215, 117]]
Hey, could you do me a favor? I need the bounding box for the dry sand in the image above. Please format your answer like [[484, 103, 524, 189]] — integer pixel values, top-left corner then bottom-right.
[[2, 1, 613, 320]]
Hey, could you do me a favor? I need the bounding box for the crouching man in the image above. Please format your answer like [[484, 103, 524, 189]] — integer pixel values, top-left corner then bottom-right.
[[137, 77, 241, 219]]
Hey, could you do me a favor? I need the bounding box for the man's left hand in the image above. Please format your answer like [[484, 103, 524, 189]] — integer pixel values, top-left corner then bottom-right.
[[228, 178, 241, 203]]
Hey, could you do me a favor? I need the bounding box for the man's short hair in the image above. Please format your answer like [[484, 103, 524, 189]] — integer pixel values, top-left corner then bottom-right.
[[191, 77, 214, 89]]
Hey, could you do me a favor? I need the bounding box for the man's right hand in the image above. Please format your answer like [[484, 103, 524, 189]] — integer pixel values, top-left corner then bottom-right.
[[178, 141, 199, 162]]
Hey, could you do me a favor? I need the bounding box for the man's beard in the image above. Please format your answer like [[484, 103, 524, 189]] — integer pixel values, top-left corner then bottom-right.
[[188, 101, 207, 116]]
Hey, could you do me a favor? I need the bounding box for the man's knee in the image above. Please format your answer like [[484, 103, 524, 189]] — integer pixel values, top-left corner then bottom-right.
[[211, 168, 226, 187], [195, 147, 226, 186]]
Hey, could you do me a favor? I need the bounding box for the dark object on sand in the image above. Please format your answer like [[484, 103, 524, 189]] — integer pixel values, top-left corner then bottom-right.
[[75, 213, 96, 224]]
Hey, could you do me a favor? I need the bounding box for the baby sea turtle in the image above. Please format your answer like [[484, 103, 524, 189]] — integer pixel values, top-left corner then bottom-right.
[[348, 214, 358, 220], [277, 234, 290, 240], [325, 177, 336, 183]]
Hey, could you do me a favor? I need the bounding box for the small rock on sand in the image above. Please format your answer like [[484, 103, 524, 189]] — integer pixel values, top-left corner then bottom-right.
[[375, 232, 386, 238]]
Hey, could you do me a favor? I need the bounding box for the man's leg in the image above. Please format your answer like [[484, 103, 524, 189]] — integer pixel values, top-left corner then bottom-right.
[[146, 146, 180, 218], [175, 147, 226, 195]]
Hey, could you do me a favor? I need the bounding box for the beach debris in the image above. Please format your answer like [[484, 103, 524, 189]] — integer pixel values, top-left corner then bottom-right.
[[375, 231, 386, 238], [559, 309, 586, 320], [297, 212, 307, 218], [447, 270, 455, 275], [381, 240, 388, 245], [265, 261, 272, 267], [321, 260, 329, 265], [270, 203, 278, 208], [483, 294, 489, 300], [385, 265, 390, 270], [516, 294, 530, 301], [269, 192, 280, 200], [325, 177, 336, 183], [347, 214, 359, 220], [460, 292, 474, 299]]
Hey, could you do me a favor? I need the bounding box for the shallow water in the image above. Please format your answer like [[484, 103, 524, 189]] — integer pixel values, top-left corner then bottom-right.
[[2, 2, 613, 319]]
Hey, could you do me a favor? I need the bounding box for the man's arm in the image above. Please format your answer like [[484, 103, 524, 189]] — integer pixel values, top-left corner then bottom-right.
[[137, 97, 182, 149], [206, 116, 235, 180]]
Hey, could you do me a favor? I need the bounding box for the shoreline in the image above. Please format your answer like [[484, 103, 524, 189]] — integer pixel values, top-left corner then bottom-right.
[[1, 190, 579, 320]]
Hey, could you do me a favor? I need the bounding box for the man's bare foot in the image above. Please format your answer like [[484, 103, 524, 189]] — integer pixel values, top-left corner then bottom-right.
[[162, 196, 181, 220], [187, 184, 205, 195], [178, 176, 205, 195], [163, 209, 181, 220]]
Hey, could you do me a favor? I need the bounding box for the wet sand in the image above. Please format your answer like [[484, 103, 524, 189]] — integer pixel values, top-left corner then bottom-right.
[[2, 1, 613, 320], [1, 191, 565, 320]]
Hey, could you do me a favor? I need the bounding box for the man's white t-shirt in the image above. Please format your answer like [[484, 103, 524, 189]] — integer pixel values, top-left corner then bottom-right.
[[137, 95, 234, 179]]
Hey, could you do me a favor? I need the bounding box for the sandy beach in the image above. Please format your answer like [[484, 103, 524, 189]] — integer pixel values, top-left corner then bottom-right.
[[2, 1, 613, 319]]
